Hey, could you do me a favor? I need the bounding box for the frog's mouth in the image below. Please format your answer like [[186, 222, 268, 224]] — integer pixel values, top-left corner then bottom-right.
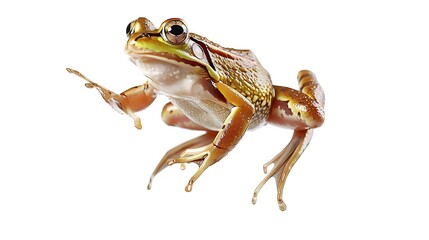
[[130, 52, 208, 83], [128, 52, 212, 98]]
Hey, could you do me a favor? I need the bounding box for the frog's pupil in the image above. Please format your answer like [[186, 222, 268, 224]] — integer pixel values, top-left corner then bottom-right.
[[169, 25, 184, 36], [126, 23, 132, 35]]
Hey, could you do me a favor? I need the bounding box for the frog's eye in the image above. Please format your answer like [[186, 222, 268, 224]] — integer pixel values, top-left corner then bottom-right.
[[126, 21, 135, 37], [163, 19, 188, 45]]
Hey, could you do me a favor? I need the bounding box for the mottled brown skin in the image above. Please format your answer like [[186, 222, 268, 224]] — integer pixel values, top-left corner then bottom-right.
[[67, 17, 325, 211], [195, 34, 274, 129]]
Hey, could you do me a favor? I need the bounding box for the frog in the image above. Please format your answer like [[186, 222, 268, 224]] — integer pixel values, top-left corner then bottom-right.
[[66, 17, 325, 211]]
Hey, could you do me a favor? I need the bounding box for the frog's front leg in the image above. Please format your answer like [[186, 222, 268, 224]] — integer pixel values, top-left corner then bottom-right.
[[168, 82, 255, 192], [66, 68, 156, 129], [253, 70, 325, 211]]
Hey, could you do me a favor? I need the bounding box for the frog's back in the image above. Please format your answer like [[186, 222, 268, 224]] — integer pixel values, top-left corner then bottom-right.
[[191, 33, 274, 128]]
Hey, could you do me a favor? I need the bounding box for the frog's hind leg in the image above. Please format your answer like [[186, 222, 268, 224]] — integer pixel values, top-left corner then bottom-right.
[[253, 70, 325, 211], [147, 102, 216, 190], [252, 129, 313, 211]]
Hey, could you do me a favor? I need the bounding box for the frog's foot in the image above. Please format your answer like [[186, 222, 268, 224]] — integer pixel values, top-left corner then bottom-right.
[[147, 132, 216, 190], [252, 129, 313, 211], [167, 143, 229, 192], [66, 68, 142, 129], [66, 68, 116, 100]]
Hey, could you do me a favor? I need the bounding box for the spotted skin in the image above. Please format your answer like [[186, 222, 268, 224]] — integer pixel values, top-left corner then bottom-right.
[[191, 33, 274, 129]]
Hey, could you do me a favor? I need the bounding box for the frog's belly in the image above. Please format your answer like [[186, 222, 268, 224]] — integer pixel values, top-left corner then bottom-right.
[[169, 97, 230, 131]]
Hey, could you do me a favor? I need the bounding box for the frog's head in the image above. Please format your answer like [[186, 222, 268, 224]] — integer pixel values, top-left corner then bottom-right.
[[125, 18, 219, 86]]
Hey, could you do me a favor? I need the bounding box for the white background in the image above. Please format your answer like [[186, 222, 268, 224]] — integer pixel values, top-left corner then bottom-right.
[[1, 0, 428, 239]]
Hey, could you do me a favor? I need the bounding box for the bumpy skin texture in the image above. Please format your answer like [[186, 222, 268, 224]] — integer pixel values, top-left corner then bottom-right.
[[67, 17, 325, 211], [189, 33, 274, 129]]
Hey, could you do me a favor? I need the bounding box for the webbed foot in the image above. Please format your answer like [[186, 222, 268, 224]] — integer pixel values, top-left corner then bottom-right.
[[167, 143, 229, 192], [147, 132, 216, 190], [66, 68, 142, 129], [252, 129, 313, 211]]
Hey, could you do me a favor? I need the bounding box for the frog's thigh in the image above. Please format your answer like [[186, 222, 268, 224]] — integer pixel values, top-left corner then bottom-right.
[[268, 70, 325, 129], [161, 102, 208, 131], [268, 90, 324, 129]]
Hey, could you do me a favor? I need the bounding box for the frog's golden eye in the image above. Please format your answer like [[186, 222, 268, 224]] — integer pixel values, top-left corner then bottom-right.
[[163, 19, 188, 45], [126, 21, 135, 37]]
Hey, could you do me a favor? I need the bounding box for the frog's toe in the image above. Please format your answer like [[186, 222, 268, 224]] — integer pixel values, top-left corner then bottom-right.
[[166, 152, 205, 166], [277, 198, 287, 211], [179, 145, 210, 158]]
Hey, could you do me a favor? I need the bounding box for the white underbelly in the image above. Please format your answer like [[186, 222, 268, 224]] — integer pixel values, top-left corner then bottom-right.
[[169, 97, 231, 131]]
